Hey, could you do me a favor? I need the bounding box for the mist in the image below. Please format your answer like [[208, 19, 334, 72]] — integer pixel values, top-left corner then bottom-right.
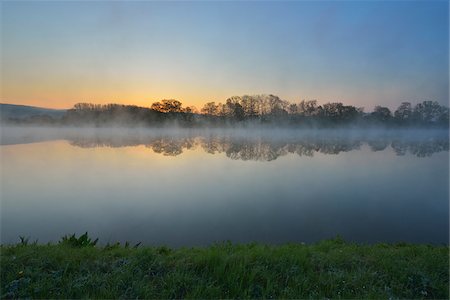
[[1, 126, 448, 159]]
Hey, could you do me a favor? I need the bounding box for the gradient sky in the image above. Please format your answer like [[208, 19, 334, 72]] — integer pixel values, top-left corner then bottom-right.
[[1, 1, 448, 110]]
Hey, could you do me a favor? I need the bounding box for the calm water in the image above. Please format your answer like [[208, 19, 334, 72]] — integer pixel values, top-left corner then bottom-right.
[[1, 127, 448, 246]]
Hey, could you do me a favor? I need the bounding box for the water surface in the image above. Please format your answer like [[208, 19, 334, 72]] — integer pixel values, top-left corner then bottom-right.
[[1, 127, 448, 246]]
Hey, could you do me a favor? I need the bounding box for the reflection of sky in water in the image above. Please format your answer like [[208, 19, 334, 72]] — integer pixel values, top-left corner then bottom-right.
[[1, 132, 448, 246]]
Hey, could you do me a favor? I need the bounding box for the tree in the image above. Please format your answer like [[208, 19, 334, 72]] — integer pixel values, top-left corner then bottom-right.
[[225, 98, 245, 120], [201, 102, 219, 115], [233, 103, 245, 120], [413, 101, 447, 124], [320, 102, 357, 122], [394, 102, 412, 124], [322, 103, 343, 119], [267, 94, 288, 115], [241, 95, 259, 117], [151, 99, 183, 113], [288, 103, 298, 114], [371, 106, 392, 123], [150, 102, 164, 112], [73, 103, 101, 111], [184, 106, 198, 114], [298, 100, 319, 116]]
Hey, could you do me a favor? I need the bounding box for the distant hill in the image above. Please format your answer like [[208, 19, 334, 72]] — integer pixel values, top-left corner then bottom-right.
[[0, 103, 67, 121]]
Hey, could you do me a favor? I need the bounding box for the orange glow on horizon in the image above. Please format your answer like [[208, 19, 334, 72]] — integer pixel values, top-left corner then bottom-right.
[[1, 77, 239, 109], [0, 91, 232, 110]]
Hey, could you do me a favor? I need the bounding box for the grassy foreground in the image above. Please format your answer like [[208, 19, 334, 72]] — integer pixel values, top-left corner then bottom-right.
[[1, 236, 449, 299]]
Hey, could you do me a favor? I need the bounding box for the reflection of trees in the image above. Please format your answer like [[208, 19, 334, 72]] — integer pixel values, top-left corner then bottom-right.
[[68, 134, 448, 161], [198, 137, 362, 160], [313, 139, 361, 155], [146, 138, 196, 156], [391, 141, 408, 156], [224, 140, 288, 162], [70, 135, 197, 156], [392, 139, 449, 158], [368, 139, 389, 152]]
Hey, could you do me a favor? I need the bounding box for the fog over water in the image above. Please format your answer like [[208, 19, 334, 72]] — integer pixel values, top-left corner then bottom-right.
[[1, 127, 448, 157], [1, 127, 448, 246]]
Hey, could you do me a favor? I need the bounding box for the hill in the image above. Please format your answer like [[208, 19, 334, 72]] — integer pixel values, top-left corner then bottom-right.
[[0, 103, 66, 121]]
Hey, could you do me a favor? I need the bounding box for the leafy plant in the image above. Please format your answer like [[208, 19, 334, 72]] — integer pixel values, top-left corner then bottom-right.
[[59, 232, 98, 248], [18, 236, 29, 246]]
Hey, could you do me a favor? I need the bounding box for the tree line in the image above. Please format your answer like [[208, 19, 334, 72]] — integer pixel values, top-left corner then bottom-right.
[[4, 95, 449, 127], [196, 95, 449, 127]]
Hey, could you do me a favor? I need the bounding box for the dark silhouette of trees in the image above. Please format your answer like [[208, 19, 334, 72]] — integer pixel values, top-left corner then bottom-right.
[[392, 101, 449, 127], [297, 100, 319, 116], [394, 102, 413, 125], [64, 103, 166, 126], [412, 101, 449, 126], [320, 102, 360, 123], [241, 95, 259, 118], [184, 106, 198, 114], [53, 98, 450, 128], [201, 102, 219, 115], [151, 99, 183, 113], [59, 98, 450, 128], [224, 98, 245, 120], [371, 106, 392, 124], [3, 95, 448, 128]]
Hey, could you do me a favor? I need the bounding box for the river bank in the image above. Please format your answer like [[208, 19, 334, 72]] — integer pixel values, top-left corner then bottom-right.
[[1, 237, 448, 299]]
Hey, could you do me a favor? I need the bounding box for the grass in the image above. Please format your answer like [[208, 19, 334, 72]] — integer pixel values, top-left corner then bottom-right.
[[1, 235, 448, 299]]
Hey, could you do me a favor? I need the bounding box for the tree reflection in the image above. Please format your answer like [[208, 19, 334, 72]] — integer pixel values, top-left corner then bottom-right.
[[146, 138, 196, 156], [391, 139, 449, 157], [68, 133, 449, 161], [367, 140, 389, 152]]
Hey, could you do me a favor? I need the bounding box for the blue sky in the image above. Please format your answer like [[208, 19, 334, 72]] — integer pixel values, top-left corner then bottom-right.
[[1, 1, 448, 110]]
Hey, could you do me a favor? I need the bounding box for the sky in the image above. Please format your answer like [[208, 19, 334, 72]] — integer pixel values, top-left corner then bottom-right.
[[1, 1, 448, 110]]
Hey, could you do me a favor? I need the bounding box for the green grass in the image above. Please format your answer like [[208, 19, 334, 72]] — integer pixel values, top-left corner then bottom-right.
[[1, 236, 448, 299]]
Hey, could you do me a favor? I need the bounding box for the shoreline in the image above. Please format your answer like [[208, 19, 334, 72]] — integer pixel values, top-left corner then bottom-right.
[[2, 238, 448, 298]]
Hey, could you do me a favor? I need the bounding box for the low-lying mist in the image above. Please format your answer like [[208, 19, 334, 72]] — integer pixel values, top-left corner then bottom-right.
[[1, 126, 448, 160]]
